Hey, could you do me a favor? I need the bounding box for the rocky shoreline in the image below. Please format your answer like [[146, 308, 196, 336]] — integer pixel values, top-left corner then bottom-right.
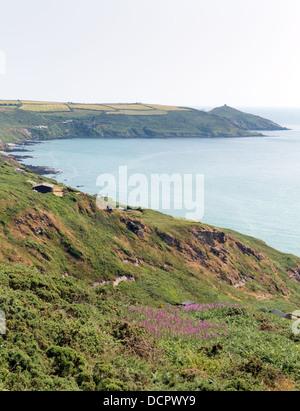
[[2, 141, 61, 176], [21, 163, 61, 176]]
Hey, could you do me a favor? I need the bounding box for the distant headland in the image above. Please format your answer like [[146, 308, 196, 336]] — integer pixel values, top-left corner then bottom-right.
[[0, 101, 287, 149]]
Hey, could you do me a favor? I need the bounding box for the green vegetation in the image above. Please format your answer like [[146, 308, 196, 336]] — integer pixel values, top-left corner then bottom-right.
[[210, 105, 287, 131], [0, 101, 286, 147], [0, 155, 299, 391], [20, 103, 70, 112]]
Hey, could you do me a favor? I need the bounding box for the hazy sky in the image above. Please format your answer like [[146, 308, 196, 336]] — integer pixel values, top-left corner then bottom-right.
[[0, 0, 300, 107]]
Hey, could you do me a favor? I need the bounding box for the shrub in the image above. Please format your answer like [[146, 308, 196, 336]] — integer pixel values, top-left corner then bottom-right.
[[46, 346, 85, 377], [77, 372, 96, 391], [8, 349, 32, 372], [97, 378, 127, 391], [243, 357, 264, 378]]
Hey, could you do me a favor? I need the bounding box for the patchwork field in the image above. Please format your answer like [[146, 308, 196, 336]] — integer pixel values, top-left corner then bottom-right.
[[0, 102, 283, 144], [0, 100, 191, 114], [20, 103, 70, 112], [68, 103, 188, 114]]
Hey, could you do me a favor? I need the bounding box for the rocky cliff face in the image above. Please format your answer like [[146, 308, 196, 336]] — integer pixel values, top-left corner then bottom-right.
[[119, 216, 297, 301], [289, 267, 300, 283]]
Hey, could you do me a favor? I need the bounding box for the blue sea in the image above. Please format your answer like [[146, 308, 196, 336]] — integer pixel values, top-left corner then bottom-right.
[[14, 107, 300, 257]]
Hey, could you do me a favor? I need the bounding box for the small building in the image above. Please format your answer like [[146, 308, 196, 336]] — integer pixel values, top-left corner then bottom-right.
[[270, 309, 288, 319], [32, 183, 54, 194], [176, 301, 195, 308]]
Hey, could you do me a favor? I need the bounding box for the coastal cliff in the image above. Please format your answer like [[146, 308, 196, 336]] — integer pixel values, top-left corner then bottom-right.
[[210, 105, 287, 131], [0, 101, 287, 144]]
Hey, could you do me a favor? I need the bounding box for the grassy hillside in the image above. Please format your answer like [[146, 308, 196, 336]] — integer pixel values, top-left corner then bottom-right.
[[209, 105, 287, 131], [0, 101, 270, 147], [0, 154, 299, 391]]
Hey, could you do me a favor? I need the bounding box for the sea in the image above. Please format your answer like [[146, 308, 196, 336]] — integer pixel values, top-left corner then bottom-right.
[[11, 107, 300, 257]]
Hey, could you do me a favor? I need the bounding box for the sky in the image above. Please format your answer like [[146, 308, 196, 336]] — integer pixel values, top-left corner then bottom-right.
[[0, 0, 300, 107]]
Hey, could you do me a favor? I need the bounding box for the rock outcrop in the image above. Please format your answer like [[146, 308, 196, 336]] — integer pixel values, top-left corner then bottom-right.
[[289, 267, 300, 283]]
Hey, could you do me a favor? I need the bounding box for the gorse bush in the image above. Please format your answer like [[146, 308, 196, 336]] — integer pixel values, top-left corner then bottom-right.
[[0, 265, 299, 391], [46, 347, 86, 377]]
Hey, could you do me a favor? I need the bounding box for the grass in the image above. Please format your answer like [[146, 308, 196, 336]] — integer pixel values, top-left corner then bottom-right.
[[0, 151, 298, 391], [0, 102, 267, 145], [105, 104, 154, 110], [0, 101, 191, 113], [68, 104, 115, 111], [7, 101, 190, 114], [20, 103, 70, 112], [210, 105, 285, 131], [146, 104, 191, 111], [107, 109, 167, 116], [0, 267, 299, 391]]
